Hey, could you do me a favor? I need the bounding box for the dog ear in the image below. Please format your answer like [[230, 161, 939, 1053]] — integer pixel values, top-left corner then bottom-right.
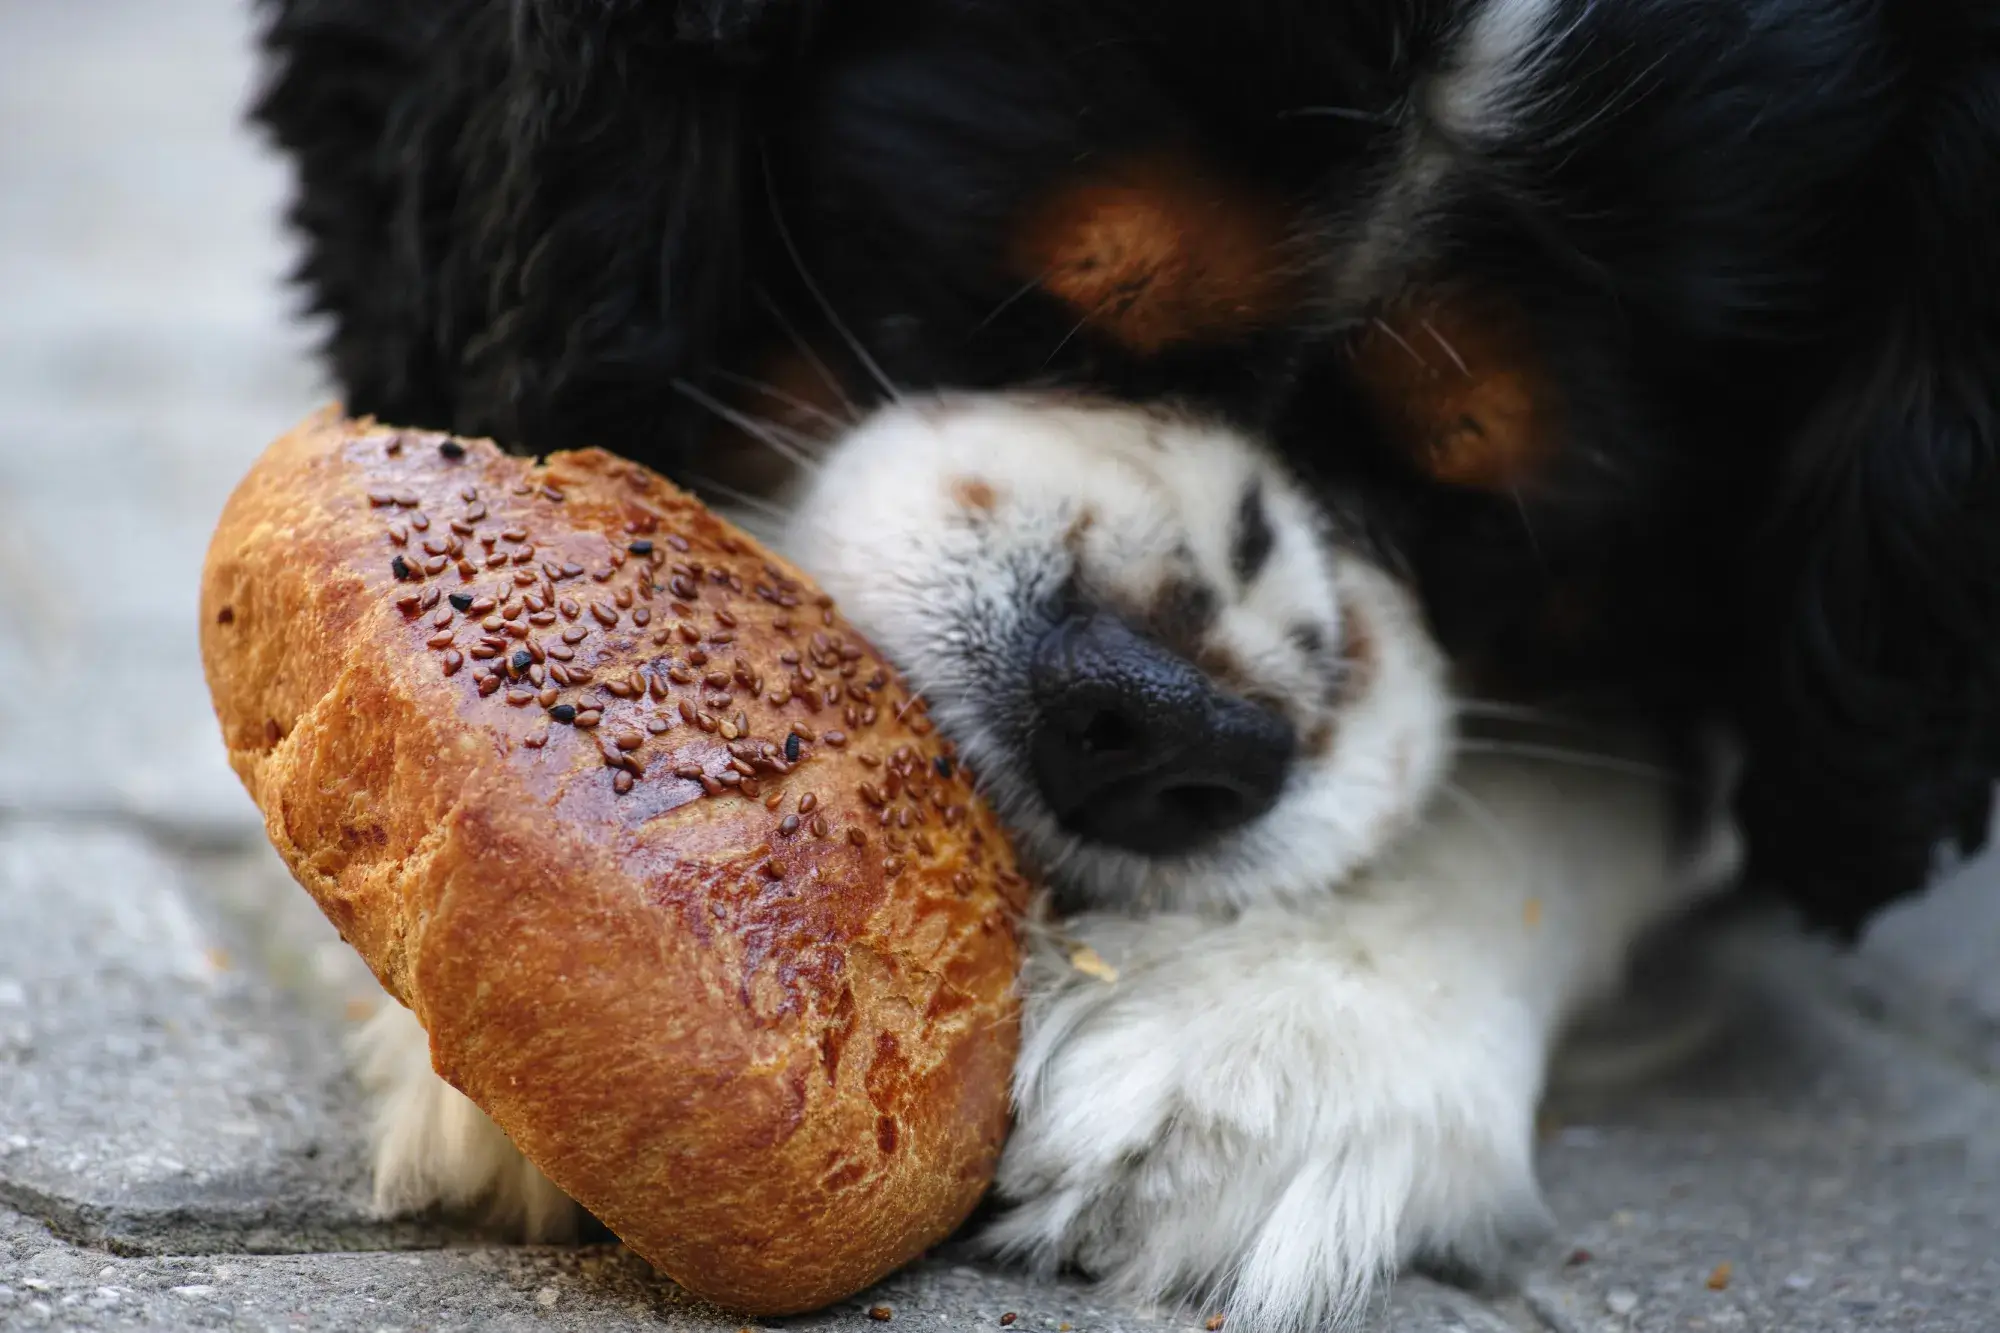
[[453, 0, 825, 459], [1734, 94, 2000, 936], [256, 0, 816, 461]]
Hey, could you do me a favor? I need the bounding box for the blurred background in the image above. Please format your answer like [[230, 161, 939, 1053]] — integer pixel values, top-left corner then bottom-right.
[[3, 3, 1999, 1330]]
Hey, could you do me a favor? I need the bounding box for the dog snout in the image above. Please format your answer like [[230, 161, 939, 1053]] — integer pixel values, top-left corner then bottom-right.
[[1027, 612, 1295, 855]]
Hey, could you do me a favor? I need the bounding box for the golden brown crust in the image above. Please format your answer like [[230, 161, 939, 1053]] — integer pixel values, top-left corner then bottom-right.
[[200, 409, 1026, 1314]]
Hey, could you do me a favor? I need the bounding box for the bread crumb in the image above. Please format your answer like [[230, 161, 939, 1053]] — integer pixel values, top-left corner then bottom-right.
[[1206, 1315, 1227, 1330], [867, 1306, 893, 1322], [1522, 897, 1542, 927], [1069, 945, 1119, 983], [999, 1316, 1017, 1327], [1706, 1260, 1733, 1291]]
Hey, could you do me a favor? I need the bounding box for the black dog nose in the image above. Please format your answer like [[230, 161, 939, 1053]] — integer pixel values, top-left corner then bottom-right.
[[1027, 613, 1296, 855]]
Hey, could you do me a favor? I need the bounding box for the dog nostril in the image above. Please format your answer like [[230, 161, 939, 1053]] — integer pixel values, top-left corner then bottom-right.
[[1028, 613, 1296, 856], [1072, 709, 1143, 759]]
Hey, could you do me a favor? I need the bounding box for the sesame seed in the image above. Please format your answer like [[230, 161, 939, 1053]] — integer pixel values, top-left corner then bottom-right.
[[613, 729, 642, 751], [511, 650, 532, 671], [440, 440, 466, 459], [550, 703, 577, 724], [477, 676, 500, 696], [391, 556, 414, 581], [448, 593, 473, 612], [779, 815, 801, 836], [628, 540, 653, 555], [666, 534, 690, 551], [674, 763, 704, 780], [546, 644, 574, 662], [785, 732, 803, 763], [614, 769, 634, 794], [574, 709, 601, 728], [717, 770, 741, 787], [395, 492, 420, 508], [427, 631, 455, 649], [646, 718, 670, 734], [561, 562, 584, 578], [883, 858, 905, 878], [561, 626, 588, 644], [420, 587, 441, 611], [387, 525, 408, 546], [506, 689, 534, 706], [442, 650, 463, 675], [632, 607, 651, 626], [368, 492, 396, 507], [604, 679, 635, 699], [465, 502, 487, 521], [591, 603, 618, 627], [824, 731, 847, 747], [536, 688, 559, 708], [542, 486, 565, 502]]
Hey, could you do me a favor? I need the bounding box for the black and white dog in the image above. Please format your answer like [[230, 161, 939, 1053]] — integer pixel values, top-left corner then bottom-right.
[[256, 0, 2000, 1326]]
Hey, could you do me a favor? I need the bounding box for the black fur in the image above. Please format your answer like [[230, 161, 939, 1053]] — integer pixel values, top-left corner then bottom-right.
[[252, 0, 2000, 936]]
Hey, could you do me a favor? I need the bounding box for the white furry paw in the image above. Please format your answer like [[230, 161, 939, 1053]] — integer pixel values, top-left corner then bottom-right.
[[984, 909, 1553, 1332], [350, 999, 583, 1241]]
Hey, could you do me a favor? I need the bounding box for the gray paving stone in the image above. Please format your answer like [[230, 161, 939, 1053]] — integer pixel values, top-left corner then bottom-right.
[[0, 0, 325, 837], [0, 818, 416, 1254], [0, 1202, 1527, 1333], [1530, 918, 2000, 1333]]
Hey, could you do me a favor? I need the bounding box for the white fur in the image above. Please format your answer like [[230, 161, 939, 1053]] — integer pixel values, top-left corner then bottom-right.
[[351, 391, 1736, 1332], [351, 1002, 580, 1240], [1429, 0, 1562, 141]]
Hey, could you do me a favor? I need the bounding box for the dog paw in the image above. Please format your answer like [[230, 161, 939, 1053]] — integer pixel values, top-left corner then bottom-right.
[[350, 1000, 583, 1241], [984, 910, 1552, 1332]]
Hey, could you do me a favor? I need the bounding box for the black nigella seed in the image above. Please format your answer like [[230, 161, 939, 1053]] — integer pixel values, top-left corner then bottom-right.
[[391, 555, 413, 581], [785, 732, 802, 763], [512, 650, 533, 671], [439, 440, 465, 459], [550, 703, 577, 724], [448, 593, 473, 612], [934, 755, 953, 778], [628, 540, 653, 556]]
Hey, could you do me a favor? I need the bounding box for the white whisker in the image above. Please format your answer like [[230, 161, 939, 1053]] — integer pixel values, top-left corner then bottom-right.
[[1455, 739, 1674, 782], [761, 152, 904, 405], [670, 377, 824, 475], [709, 367, 859, 433]]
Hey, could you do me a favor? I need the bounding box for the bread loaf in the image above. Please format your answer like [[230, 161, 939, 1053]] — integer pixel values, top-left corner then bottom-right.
[[200, 409, 1026, 1314]]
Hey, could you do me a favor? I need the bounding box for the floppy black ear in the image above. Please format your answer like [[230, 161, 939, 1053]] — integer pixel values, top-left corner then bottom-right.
[[255, 0, 814, 461], [1734, 58, 2000, 937]]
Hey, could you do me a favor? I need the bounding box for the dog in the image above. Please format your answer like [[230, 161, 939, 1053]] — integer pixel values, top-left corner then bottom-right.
[[255, 0, 2000, 1325]]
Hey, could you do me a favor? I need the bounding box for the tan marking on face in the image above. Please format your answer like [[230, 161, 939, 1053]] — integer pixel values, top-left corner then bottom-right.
[[1013, 154, 1300, 354], [1348, 292, 1559, 490], [950, 476, 999, 513]]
